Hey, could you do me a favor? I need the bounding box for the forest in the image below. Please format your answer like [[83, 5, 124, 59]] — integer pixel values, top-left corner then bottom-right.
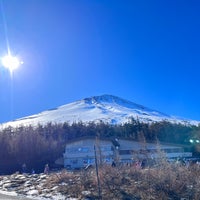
[[0, 118, 200, 174]]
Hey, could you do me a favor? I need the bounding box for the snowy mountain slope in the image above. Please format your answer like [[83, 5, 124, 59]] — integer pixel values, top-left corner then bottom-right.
[[1, 94, 199, 128]]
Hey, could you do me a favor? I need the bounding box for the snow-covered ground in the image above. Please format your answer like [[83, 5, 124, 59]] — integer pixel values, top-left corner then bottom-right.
[[0, 173, 72, 200], [1, 94, 199, 129]]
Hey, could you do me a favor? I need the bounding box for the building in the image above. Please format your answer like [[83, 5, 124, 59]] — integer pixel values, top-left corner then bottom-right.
[[63, 137, 192, 169], [63, 138, 114, 169], [116, 139, 192, 163]]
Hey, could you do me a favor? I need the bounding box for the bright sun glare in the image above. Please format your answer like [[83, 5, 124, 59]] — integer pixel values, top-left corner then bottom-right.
[[1, 55, 22, 72]]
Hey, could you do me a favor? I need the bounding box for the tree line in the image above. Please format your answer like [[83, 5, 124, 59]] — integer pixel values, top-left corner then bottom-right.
[[0, 119, 200, 174]]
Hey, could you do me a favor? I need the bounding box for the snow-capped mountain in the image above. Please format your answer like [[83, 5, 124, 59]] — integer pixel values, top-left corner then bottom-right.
[[1, 94, 199, 128]]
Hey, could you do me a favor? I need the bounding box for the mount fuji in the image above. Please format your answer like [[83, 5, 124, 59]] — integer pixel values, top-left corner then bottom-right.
[[1, 94, 199, 128]]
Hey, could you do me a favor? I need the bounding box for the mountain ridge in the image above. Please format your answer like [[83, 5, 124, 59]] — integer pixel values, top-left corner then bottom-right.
[[1, 94, 199, 128]]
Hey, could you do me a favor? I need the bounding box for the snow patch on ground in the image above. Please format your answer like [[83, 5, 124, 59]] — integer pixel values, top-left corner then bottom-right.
[[0, 190, 18, 196]]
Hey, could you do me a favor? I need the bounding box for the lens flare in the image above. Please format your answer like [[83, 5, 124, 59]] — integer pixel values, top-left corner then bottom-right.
[[1, 54, 21, 72]]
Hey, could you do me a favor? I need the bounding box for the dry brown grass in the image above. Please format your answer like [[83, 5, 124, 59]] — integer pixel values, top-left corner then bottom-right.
[[48, 162, 200, 200]]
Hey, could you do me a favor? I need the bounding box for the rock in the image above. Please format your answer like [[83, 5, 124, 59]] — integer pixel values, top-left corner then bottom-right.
[[60, 182, 68, 186], [51, 186, 59, 191], [28, 186, 36, 190], [26, 189, 39, 195], [3, 183, 12, 188], [24, 181, 32, 187], [41, 193, 53, 198], [82, 191, 91, 196], [0, 181, 4, 187], [18, 187, 30, 193], [40, 174, 47, 179], [13, 174, 26, 179], [2, 180, 11, 184]]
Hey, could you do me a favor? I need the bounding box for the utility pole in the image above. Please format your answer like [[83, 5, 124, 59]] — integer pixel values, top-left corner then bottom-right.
[[94, 145, 102, 199]]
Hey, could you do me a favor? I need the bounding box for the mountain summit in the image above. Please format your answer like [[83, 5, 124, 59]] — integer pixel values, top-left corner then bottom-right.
[[1, 95, 199, 128]]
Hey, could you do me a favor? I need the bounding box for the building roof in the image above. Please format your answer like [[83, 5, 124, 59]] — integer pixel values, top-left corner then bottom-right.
[[65, 136, 112, 145], [65, 137, 189, 150]]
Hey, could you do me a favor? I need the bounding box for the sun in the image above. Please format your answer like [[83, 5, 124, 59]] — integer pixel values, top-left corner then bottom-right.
[[1, 54, 22, 72]]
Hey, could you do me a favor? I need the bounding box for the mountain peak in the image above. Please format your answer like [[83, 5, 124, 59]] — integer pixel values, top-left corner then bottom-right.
[[1, 94, 199, 129], [84, 94, 153, 112], [84, 94, 126, 104]]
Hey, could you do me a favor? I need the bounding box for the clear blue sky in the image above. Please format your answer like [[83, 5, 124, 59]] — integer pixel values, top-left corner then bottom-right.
[[0, 0, 200, 123]]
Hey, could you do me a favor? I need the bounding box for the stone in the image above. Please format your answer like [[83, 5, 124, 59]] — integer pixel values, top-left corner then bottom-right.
[[26, 189, 39, 195], [51, 186, 59, 191], [40, 174, 47, 179], [82, 191, 91, 196], [14, 174, 26, 179], [3, 183, 12, 188]]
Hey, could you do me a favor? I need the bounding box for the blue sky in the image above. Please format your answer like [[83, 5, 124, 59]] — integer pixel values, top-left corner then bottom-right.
[[0, 0, 200, 123]]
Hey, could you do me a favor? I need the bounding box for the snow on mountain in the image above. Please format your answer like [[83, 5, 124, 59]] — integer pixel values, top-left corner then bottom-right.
[[1, 94, 199, 129]]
